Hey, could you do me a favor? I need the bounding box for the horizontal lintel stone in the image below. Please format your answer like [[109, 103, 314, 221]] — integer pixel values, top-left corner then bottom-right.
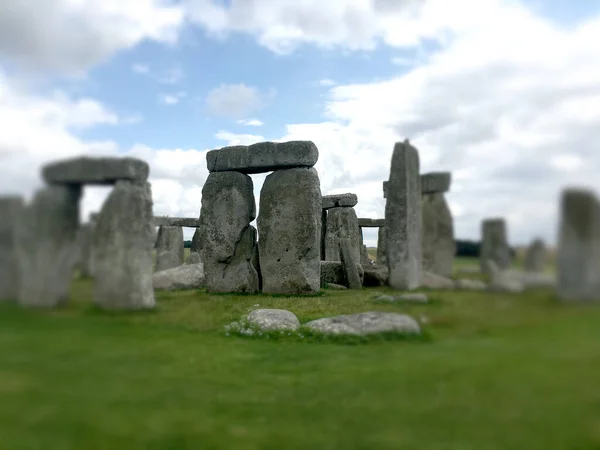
[[43, 157, 149, 185], [154, 217, 201, 227], [322, 193, 358, 209], [357, 218, 385, 227]]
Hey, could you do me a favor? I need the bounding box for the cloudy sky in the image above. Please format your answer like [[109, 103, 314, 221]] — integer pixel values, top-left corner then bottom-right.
[[1, 0, 599, 246]]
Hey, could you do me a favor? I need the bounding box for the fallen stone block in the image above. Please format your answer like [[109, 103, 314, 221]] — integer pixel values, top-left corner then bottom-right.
[[305, 312, 421, 336], [153, 263, 205, 291]]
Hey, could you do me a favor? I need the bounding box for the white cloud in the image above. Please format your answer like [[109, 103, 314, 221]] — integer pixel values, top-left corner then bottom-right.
[[159, 91, 186, 105], [215, 130, 265, 146], [0, 0, 184, 74], [237, 118, 264, 127], [205, 83, 274, 119], [133, 63, 184, 85], [319, 79, 336, 86]]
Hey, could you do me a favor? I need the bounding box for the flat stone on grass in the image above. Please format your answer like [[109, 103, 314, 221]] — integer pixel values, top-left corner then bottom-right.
[[374, 293, 428, 303], [247, 309, 300, 331], [305, 312, 421, 336]]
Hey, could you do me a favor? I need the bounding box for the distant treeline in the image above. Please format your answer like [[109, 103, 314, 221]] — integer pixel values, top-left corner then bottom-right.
[[184, 241, 192, 249], [455, 239, 516, 259]]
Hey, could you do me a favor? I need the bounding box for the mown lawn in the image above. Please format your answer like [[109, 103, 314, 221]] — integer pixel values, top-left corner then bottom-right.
[[1, 258, 599, 449]]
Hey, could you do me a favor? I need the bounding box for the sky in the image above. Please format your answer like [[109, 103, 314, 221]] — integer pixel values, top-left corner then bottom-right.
[[1, 0, 600, 247]]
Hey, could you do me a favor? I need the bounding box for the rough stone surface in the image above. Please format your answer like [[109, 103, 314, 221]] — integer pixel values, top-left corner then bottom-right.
[[420, 172, 451, 194], [420, 271, 455, 289], [258, 167, 321, 295], [322, 193, 358, 209], [324, 206, 361, 263], [357, 218, 385, 227], [155, 226, 184, 272], [360, 244, 371, 267], [198, 171, 259, 293], [421, 192, 455, 278], [321, 261, 364, 287], [153, 263, 205, 290], [0, 196, 24, 301], [247, 309, 300, 331], [524, 238, 547, 273], [305, 312, 421, 336], [454, 278, 487, 290], [363, 266, 388, 287], [480, 218, 511, 273], [93, 181, 156, 310], [15, 185, 81, 307], [42, 156, 149, 185], [377, 226, 387, 266], [385, 140, 422, 290], [190, 227, 201, 253], [557, 188, 600, 300], [374, 293, 428, 303], [154, 216, 201, 227], [207, 141, 318, 174], [186, 251, 202, 265], [340, 238, 362, 289]]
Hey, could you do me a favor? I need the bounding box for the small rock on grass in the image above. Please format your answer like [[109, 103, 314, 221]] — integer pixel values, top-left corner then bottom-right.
[[305, 311, 421, 336], [373, 293, 428, 303], [247, 309, 300, 331], [326, 283, 347, 290]]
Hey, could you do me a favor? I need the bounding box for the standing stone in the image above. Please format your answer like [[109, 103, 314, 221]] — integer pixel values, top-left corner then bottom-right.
[[360, 245, 371, 267], [76, 215, 98, 278], [93, 181, 155, 310], [324, 206, 361, 263], [385, 140, 422, 290], [198, 171, 258, 293], [320, 209, 327, 260], [190, 227, 201, 254], [557, 188, 600, 301], [15, 185, 81, 307], [377, 226, 387, 266], [258, 167, 321, 294], [524, 238, 546, 273], [340, 238, 362, 289], [155, 226, 184, 272], [421, 191, 455, 278], [0, 197, 24, 301], [480, 218, 511, 273]]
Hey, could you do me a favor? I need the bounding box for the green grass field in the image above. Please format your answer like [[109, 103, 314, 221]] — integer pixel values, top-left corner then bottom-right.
[[1, 256, 599, 449]]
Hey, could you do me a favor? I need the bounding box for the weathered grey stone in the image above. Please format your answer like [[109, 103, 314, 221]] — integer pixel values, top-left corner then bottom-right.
[[420, 172, 451, 194], [247, 309, 300, 331], [207, 141, 318, 174], [420, 271, 455, 290], [155, 226, 184, 272], [93, 181, 155, 310], [383, 181, 388, 199], [322, 193, 358, 209], [153, 263, 205, 290], [385, 140, 422, 290], [186, 251, 201, 265], [557, 188, 600, 301], [42, 157, 149, 185], [320, 209, 327, 260], [485, 260, 524, 293], [454, 278, 487, 290], [251, 241, 262, 292], [258, 167, 321, 295], [421, 192, 455, 278], [324, 207, 361, 263], [340, 238, 362, 289], [480, 218, 511, 273], [374, 293, 428, 303], [76, 218, 97, 278], [190, 227, 201, 253], [357, 218, 385, 227], [326, 283, 347, 290], [363, 266, 388, 287], [154, 216, 201, 227], [524, 238, 547, 273], [360, 244, 371, 267], [15, 185, 81, 307], [321, 261, 364, 287], [198, 171, 258, 293], [0, 196, 24, 301], [305, 312, 421, 336], [377, 226, 387, 266]]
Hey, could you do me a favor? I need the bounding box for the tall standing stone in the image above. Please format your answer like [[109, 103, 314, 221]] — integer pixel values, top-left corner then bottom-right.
[[320, 209, 327, 260], [377, 226, 387, 266], [0, 196, 24, 301], [190, 227, 201, 254], [524, 238, 547, 273], [557, 188, 600, 301], [385, 140, 422, 290], [76, 215, 98, 278], [93, 181, 155, 310], [15, 185, 81, 307], [198, 171, 258, 293], [324, 206, 361, 263], [340, 238, 362, 289], [259, 167, 321, 294], [480, 218, 511, 273], [155, 225, 184, 272]]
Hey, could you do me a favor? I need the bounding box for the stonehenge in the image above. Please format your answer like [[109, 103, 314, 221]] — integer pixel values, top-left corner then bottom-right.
[[480, 218, 511, 274], [357, 218, 385, 267], [322, 193, 361, 263], [153, 216, 202, 269], [0, 197, 24, 301]]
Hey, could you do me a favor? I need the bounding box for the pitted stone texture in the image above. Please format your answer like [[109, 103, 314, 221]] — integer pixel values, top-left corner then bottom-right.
[[186, 251, 201, 265], [420, 172, 451, 194], [557, 188, 600, 301], [154, 216, 201, 227], [0, 196, 24, 301], [42, 157, 149, 185], [340, 238, 362, 289], [524, 238, 547, 273], [153, 263, 205, 291], [322, 193, 358, 209], [324, 206, 361, 263], [480, 218, 511, 273], [155, 226, 184, 272], [305, 312, 421, 336], [247, 309, 300, 331], [421, 192, 455, 278], [15, 185, 81, 307], [93, 181, 155, 310], [258, 167, 321, 295], [198, 172, 258, 293], [385, 140, 422, 290], [321, 261, 364, 287], [377, 226, 387, 266], [76, 217, 97, 278], [207, 141, 318, 174], [360, 245, 371, 267], [358, 218, 385, 227]]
